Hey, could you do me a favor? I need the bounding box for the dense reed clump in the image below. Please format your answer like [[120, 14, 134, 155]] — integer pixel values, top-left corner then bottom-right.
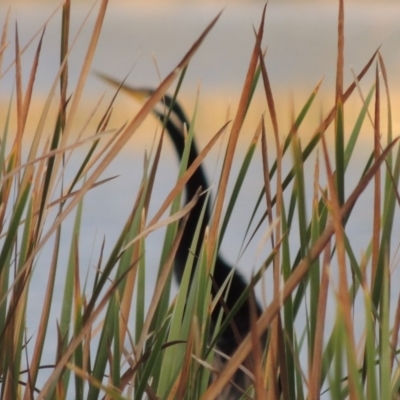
[[0, 1, 399, 399]]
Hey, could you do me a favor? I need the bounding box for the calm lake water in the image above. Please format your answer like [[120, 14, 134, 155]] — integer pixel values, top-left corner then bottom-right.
[[3, 1, 400, 95], [2, 1, 400, 396]]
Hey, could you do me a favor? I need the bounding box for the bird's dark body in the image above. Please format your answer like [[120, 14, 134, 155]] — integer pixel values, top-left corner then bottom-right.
[[96, 68, 268, 395], [153, 94, 264, 396]]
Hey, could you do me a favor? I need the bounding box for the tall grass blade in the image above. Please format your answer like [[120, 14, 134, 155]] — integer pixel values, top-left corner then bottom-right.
[[203, 136, 398, 399], [208, 4, 267, 260]]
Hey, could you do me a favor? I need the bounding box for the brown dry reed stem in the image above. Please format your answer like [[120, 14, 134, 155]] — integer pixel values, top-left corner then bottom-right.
[[249, 290, 266, 400], [58, 0, 106, 141], [117, 208, 144, 355], [261, 118, 280, 398], [121, 186, 207, 254], [24, 1, 99, 178], [14, 25, 23, 167], [349, 66, 375, 128], [336, 0, 344, 104], [309, 241, 331, 400], [48, 0, 109, 204], [378, 52, 392, 142], [134, 192, 200, 358], [22, 216, 62, 400], [207, 4, 267, 265], [17, 27, 45, 153], [371, 64, 381, 287], [125, 207, 195, 395], [0, 128, 113, 190], [244, 47, 377, 254], [321, 47, 377, 134], [0, 132, 115, 305], [258, 39, 282, 257], [321, 130, 357, 400], [66, 363, 126, 400], [328, 7, 357, 372], [146, 120, 229, 230], [0, 2, 63, 80], [377, 54, 400, 212], [260, 119, 274, 247], [259, 47, 279, 140], [36, 260, 143, 399], [202, 137, 399, 400], [259, 41, 284, 318], [174, 321, 195, 400], [334, 0, 345, 211], [117, 121, 165, 355], [60, 0, 70, 130], [8, 5, 222, 313]]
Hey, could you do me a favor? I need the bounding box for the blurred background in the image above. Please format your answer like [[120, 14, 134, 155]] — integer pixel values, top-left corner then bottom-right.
[[1, 0, 400, 136], [1, 0, 398, 242], [1, 2, 400, 385]]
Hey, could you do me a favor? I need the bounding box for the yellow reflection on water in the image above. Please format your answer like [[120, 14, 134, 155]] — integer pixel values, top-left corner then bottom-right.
[[1, 87, 398, 156]]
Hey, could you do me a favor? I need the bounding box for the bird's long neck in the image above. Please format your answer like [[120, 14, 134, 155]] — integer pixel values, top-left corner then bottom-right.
[[161, 117, 211, 281]]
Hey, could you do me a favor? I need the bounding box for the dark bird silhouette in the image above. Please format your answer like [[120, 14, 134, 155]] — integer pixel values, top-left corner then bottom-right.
[[142, 92, 267, 393], [149, 93, 263, 354], [97, 73, 265, 396]]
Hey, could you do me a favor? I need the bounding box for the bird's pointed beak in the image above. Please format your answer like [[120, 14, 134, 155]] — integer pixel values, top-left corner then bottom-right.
[[94, 70, 154, 103]]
